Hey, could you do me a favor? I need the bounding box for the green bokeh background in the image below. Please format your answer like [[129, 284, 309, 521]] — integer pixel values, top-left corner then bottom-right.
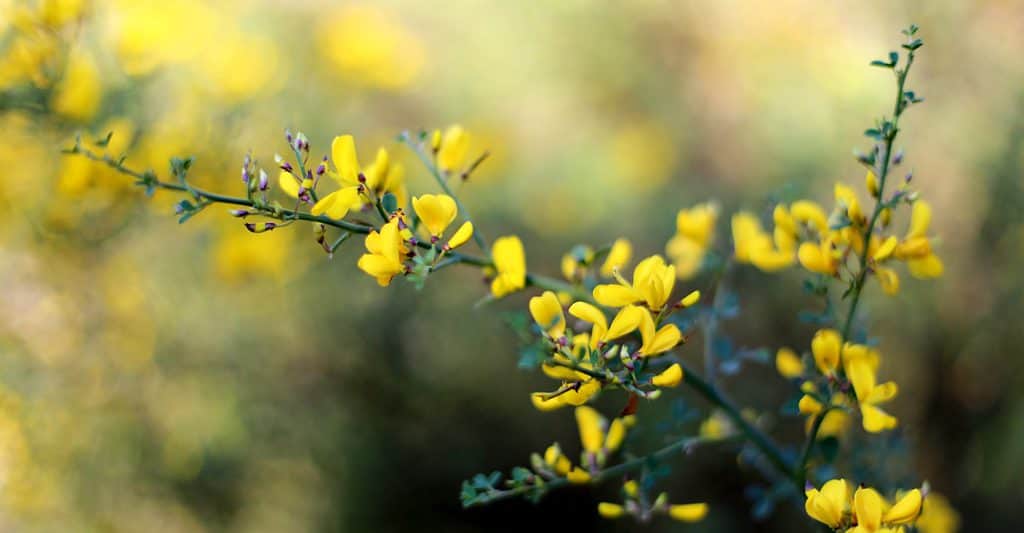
[[1, 1, 1022, 530]]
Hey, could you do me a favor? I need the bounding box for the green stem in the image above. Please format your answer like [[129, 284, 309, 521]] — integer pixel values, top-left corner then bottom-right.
[[797, 47, 917, 490], [681, 363, 795, 479], [464, 434, 738, 508]]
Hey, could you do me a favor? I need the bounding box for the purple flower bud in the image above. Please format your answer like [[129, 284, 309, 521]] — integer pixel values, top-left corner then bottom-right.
[[280, 161, 293, 172], [285, 130, 293, 143], [357, 173, 367, 183], [430, 235, 439, 244], [241, 168, 250, 183], [258, 169, 269, 191], [230, 209, 249, 217], [174, 203, 185, 215], [892, 149, 904, 165], [244, 222, 257, 233], [905, 171, 913, 183], [316, 163, 326, 176]]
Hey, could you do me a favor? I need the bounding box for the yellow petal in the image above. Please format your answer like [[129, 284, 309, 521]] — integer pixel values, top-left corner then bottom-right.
[[593, 284, 642, 307], [668, 503, 708, 522], [679, 290, 701, 307], [873, 236, 899, 262], [566, 467, 591, 484], [861, 404, 898, 433], [438, 124, 469, 173], [531, 392, 567, 411], [529, 291, 566, 338], [775, 347, 803, 378], [798, 394, 823, 415], [652, 363, 683, 387], [907, 200, 932, 239], [811, 329, 841, 374], [798, 241, 836, 275], [884, 489, 922, 524], [597, 502, 625, 519], [575, 406, 606, 454], [854, 487, 884, 531], [604, 418, 627, 452], [446, 221, 474, 250], [412, 193, 458, 237], [791, 200, 829, 234], [278, 171, 301, 198], [846, 357, 877, 404], [604, 305, 643, 341], [331, 134, 361, 185], [601, 238, 632, 277], [876, 266, 900, 295], [569, 302, 609, 338], [907, 254, 943, 279]]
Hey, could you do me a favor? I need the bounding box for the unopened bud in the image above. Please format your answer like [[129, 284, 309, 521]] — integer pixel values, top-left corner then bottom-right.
[[230, 209, 250, 217], [892, 149, 904, 165], [241, 168, 250, 183], [280, 161, 293, 172], [258, 169, 269, 191], [244, 222, 277, 233]]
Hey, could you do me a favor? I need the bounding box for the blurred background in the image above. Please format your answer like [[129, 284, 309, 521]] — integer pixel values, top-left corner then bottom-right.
[[1, 0, 1022, 531]]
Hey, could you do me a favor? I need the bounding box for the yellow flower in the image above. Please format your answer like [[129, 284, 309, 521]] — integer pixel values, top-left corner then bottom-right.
[[806, 479, 923, 531], [445, 221, 474, 251], [811, 329, 841, 375], [866, 170, 880, 197], [895, 200, 943, 279], [530, 379, 601, 411], [775, 347, 803, 378], [798, 238, 839, 276], [835, 182, 865, 224], [311, 135, 366, 219], [666, 203, 718, 279], [601, 238, 632, 277], [651, 363, 683, 387], [845, 350, 899, 433], [597, 502, 625, 519], [637, 309, 682, 357], [593, 255, 676, 310], [412, 193, 458, 238], [490, 236, 526, 297], [669, 503, 708, 522], [805, 478, 852, 528], [363, 147, 408, 207], [543, 443, 571, 475], [438, 124, 469, 173], [732, 212, 795, 272], [529, 291, 565, 339], [356, 218, 407, 286]]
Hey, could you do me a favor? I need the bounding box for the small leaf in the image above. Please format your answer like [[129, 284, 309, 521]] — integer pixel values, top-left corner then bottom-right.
[[381, 192, 398, 214]]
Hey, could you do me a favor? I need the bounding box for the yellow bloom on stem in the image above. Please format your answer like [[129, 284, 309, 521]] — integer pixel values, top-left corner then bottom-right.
[[593, 255, 676, 310], [805, 478, 852, 528], [438, 124, 468, 173], [811, 329, 841, 375], [895, 200, 944, 279], [835, 182, 865, 224], [669, 503, 709, 522], [845, 351, 899, 433], [412, 193, 458, 238], [866, 170, 880, 197], [732, 212, 795, 272], [529, 291, 565, 339], [356, 218, 407, 286], [445, 221, 473, 250], [651, 363, 683, 387], [363, 147, 408, 208], [490, 236, 526, 297], [679, 290, 700, 308], [530, 379, 601, 411], [311, 134, 366, 219], [601, 238, 632, 277], [637, 309, 682, 356]]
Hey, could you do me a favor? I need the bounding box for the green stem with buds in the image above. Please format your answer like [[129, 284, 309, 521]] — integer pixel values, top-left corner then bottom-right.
[[795, 34, 919, 491]]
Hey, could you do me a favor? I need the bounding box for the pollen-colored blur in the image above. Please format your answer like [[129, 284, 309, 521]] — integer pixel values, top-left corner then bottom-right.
[[0, 0, 1021, 531]]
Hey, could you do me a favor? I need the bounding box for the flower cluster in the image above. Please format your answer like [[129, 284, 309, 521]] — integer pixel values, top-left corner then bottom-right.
[[528, 254, 699, 411], [805, 478, 923, 532], [776, 329, 900, 434]]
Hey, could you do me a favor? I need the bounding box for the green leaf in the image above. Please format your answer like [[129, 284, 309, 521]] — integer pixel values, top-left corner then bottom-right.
[[902, 38, 923, 51], [380, 192, 398, 214]]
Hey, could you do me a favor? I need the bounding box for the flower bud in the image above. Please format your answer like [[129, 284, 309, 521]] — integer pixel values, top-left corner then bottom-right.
[[258, 169, 269, 191], [229, 209, 249, 217]]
